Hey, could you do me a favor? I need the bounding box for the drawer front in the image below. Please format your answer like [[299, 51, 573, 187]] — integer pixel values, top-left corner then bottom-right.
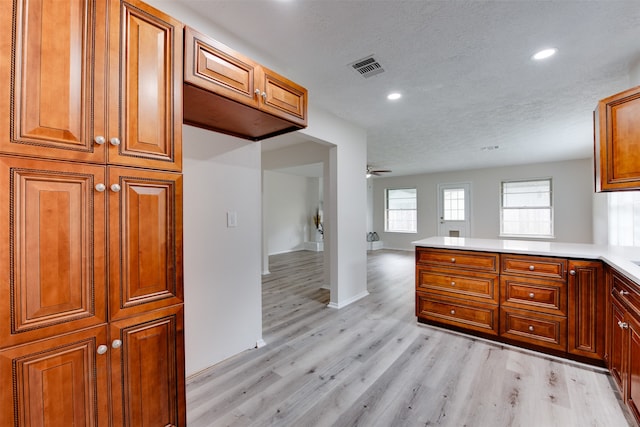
[[611, 271, 640, 318], [416, 268, 498, 304], [500, 308, 567, 351], [416, 293, 498, 335], [501, 254, 567, 281], [500, 275, 566, 315], [416, 248, 498, 273]]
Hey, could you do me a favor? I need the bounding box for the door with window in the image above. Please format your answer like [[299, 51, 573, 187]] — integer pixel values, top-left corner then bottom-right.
[[437, 183, 470, 237]]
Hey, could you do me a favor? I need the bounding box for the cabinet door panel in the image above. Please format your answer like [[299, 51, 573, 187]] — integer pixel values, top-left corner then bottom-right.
[[595, 86, 640, 191], [628, 316, 640, 422], [568, 260, 605, 359], [0, 326, 109, 427], [108, 167, 183, 320], [260, 66, 307, 126], [609, 297, 626, 392], [109, 0, 182, 171], [0, 0, 107, 162], [0, 157, 106, 348], [110, 306, 185, 427]]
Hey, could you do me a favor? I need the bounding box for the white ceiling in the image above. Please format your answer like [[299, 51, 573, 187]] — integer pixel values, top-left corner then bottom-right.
[[179, 0, 640, 177]]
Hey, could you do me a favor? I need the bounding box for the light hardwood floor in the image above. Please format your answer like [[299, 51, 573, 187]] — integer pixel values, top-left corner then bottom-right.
[[186, 250, 633, 426]]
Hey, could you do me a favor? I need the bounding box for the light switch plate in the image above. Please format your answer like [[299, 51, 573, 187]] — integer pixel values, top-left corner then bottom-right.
[[227, 211, 237, 227]]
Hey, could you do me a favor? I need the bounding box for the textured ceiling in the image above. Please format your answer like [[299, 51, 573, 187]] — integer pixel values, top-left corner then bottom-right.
[[178, 0, 640, 177]]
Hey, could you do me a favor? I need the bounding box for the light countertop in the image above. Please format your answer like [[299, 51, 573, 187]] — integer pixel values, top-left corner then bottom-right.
[[413, 236, 640, 284]]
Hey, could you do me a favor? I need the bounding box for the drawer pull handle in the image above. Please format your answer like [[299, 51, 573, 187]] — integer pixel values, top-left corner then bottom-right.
[[528, 292, 535, 298], [569, 270, 576, 276], [618, 321, 629, 329], [528, 325, 534, 332], [451, 258, 456, 263], [450, 309, 456, 315], [97, 345, 108, 355], [620, 290, 630, 296], [451, 281, 456, 286], [529, 265, 535, 271]]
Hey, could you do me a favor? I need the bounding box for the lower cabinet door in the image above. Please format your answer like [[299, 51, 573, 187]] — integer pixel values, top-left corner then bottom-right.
[[109, 305, 185, 427], [567, 260, 605, 360], [0, 325, 110, 427], [609, 297, 627, 392], [627, 314, 640, 423]]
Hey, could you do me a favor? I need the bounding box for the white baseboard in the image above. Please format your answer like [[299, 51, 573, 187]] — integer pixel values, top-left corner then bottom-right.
[[367, 241, 384, 251], [255, 339, 266, 348], [304, 241, 324, 252], [327, 290, 369, 309]]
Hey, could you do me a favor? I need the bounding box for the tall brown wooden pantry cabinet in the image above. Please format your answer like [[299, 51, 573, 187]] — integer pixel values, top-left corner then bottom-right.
[[0, 0, 186, 425]]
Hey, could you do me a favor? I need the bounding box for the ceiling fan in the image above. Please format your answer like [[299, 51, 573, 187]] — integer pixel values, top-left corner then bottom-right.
[[366, 165, 392, 178]]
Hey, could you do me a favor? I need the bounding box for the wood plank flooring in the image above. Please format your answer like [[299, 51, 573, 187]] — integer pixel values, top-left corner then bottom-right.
[[186, 250, 633, 426]]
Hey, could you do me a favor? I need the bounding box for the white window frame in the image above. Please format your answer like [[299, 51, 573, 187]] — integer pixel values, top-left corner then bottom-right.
[[500, 178, 554, 239], [384, 188, 417, 233]]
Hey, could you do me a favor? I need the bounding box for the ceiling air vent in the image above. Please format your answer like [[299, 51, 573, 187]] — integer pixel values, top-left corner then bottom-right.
[[349, 55, 385, 79]]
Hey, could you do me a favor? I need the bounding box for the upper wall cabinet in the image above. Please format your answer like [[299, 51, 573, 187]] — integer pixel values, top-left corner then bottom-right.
[[595, 85, 640, 192], [183, 26, 307, 141], [0, 0, 183, 171]]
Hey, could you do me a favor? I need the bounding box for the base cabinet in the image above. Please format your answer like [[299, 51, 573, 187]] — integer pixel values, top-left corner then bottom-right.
[[415, 248, 499, 336], [416, 248, 605, 363], [608, 269, 640, 425]]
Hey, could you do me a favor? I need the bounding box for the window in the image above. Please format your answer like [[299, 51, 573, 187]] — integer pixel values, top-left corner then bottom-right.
[[443, 188, 465, 220], [500, 179, 553, 238], [608, 191, 640, 246], [385, 188, 417, 233]]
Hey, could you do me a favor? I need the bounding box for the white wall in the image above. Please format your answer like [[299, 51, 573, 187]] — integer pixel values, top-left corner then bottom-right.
[[147, 0, 369, 374], [182, 126, 262, 376], [300, 108, 369, 308], [373, 158, 594, 250], [263, 171, 310, 255], [306, 177, 323, 243]]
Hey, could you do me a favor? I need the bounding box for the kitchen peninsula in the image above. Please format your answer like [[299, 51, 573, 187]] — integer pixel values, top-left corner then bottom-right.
[[414, 236, 640, 424]]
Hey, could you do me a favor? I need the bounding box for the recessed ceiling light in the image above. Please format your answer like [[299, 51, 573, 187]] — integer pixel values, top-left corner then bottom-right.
[[532, 48, 557, 61], [387, 92, 402, 100]]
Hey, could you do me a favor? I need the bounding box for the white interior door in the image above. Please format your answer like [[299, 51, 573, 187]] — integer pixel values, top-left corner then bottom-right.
[[437, 183, 471, 237]]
